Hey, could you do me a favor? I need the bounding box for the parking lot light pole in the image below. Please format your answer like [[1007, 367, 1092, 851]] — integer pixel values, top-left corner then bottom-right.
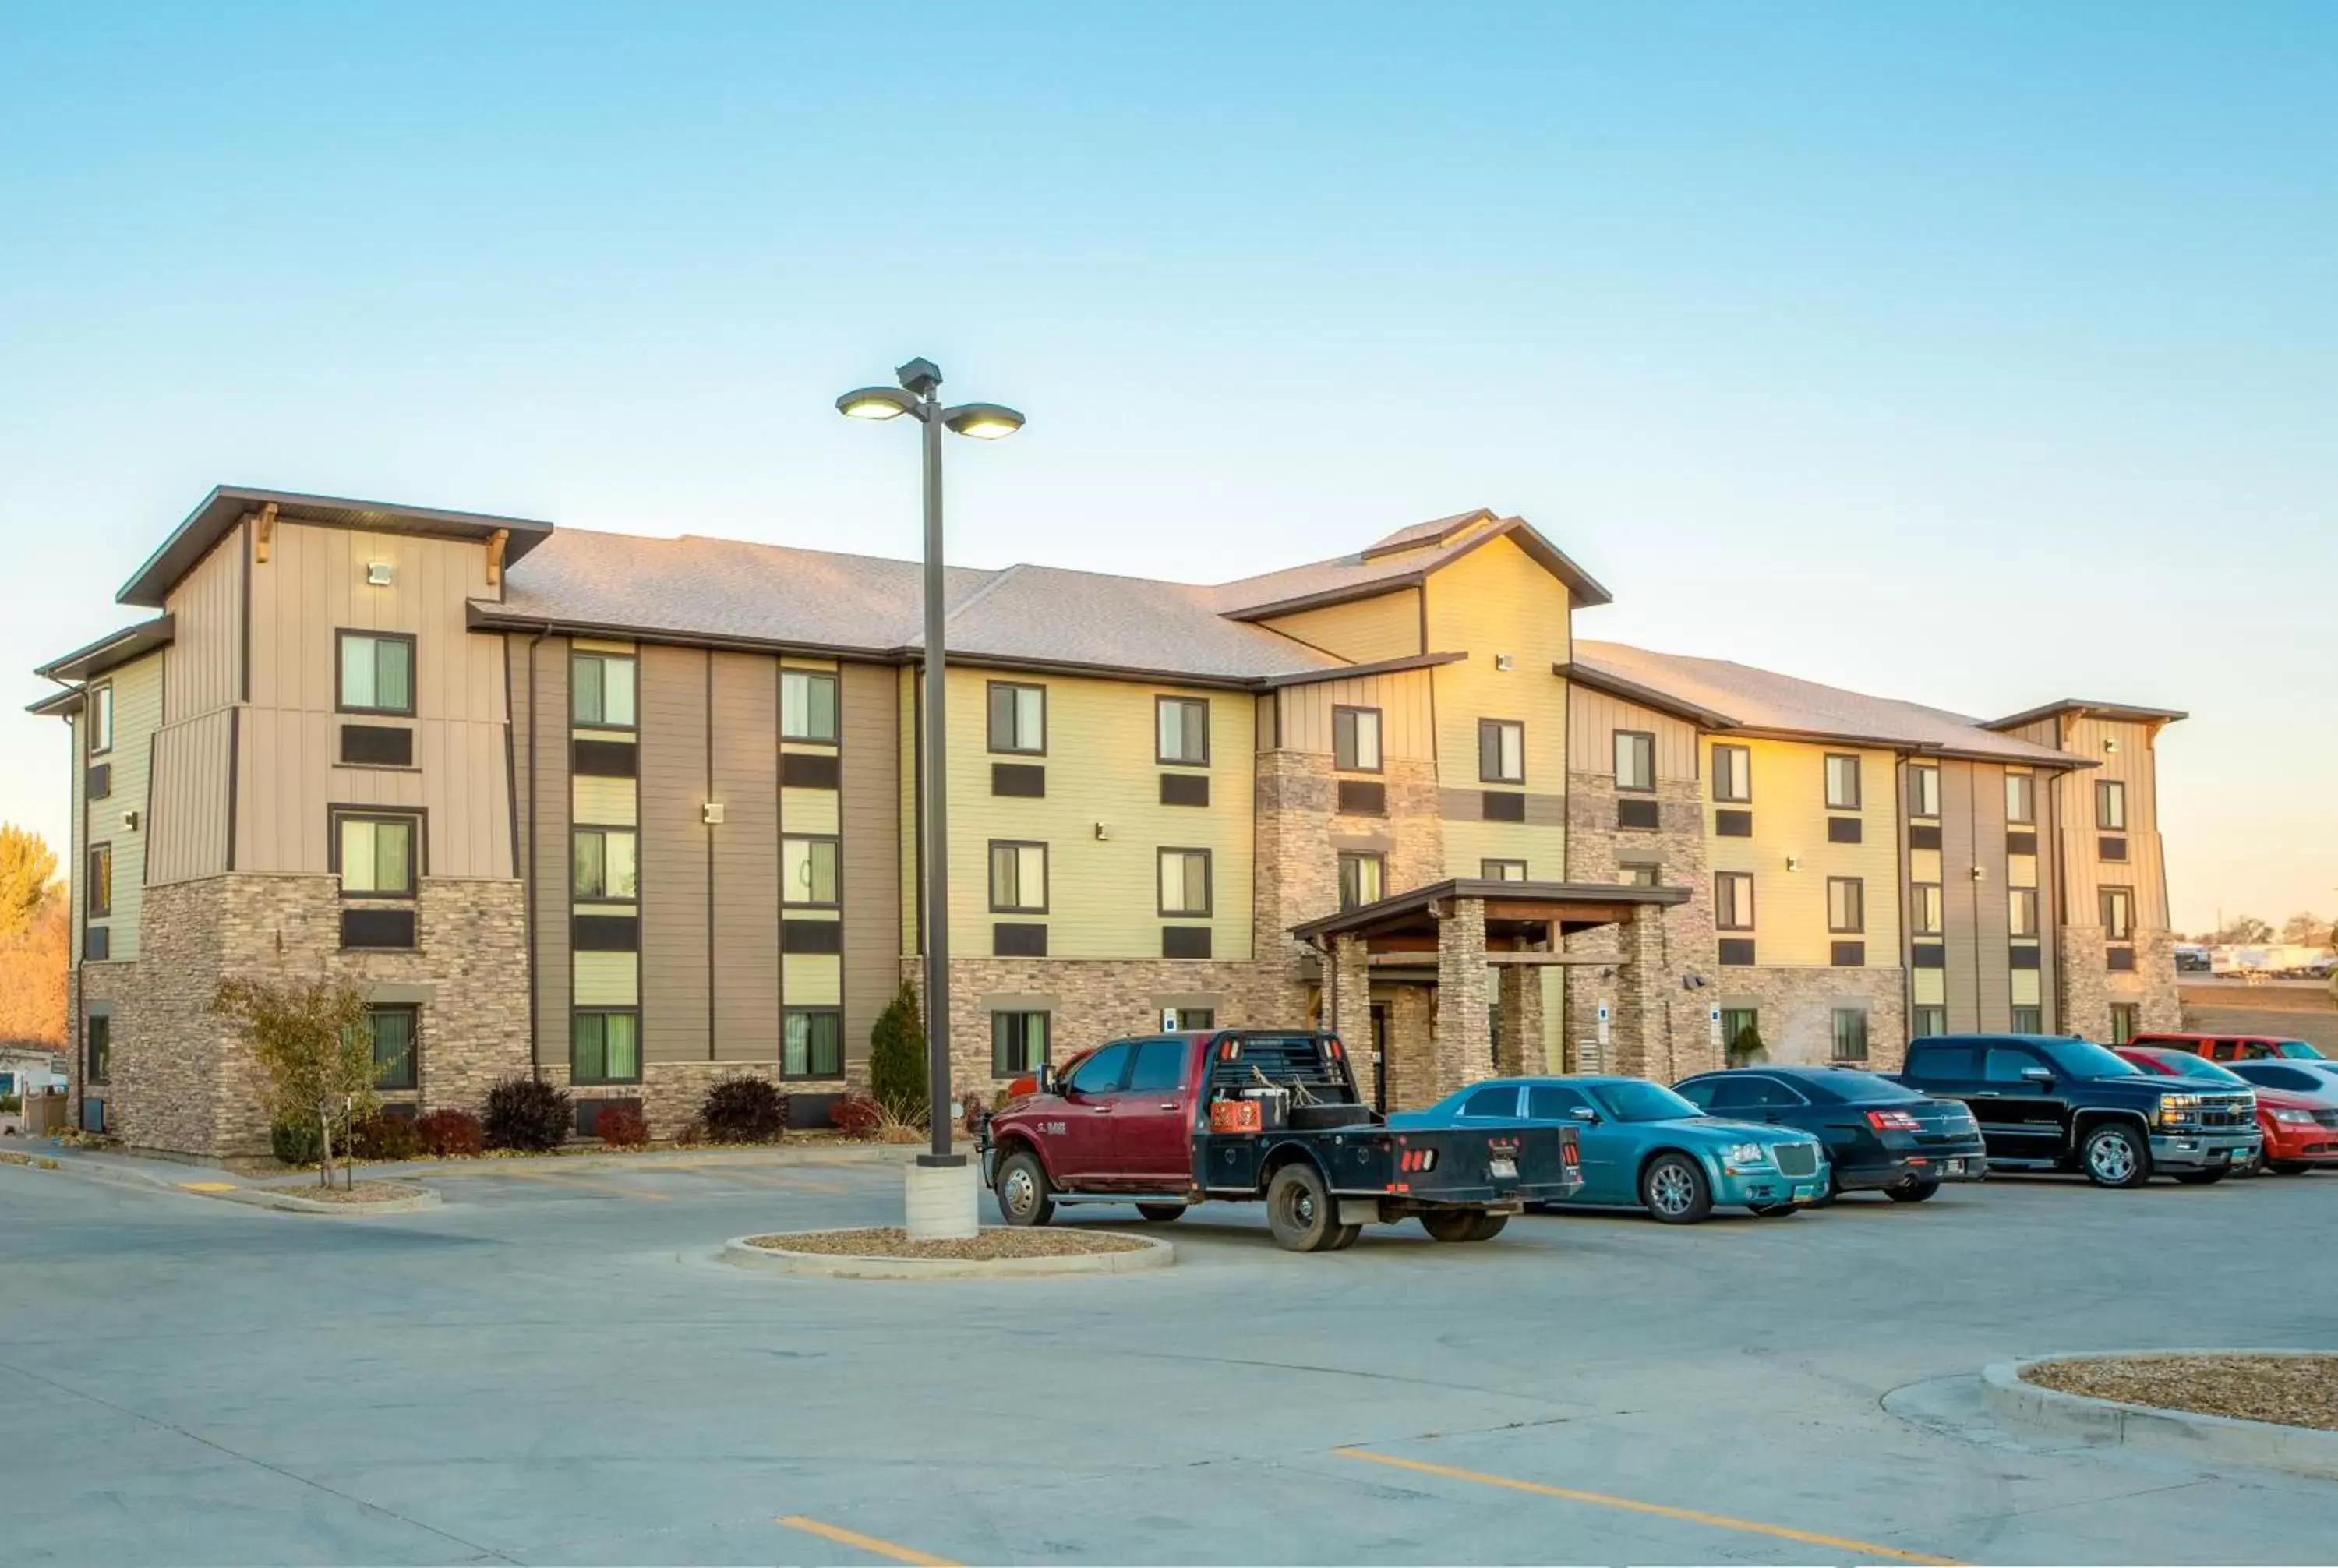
[[838, 358, 1022, 1238]]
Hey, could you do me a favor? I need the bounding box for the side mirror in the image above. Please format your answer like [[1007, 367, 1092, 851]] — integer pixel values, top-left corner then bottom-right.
[[1034, 1064, 1054, 1095], [1570, 1105, 1602, 1124], [2022, 1066, 2055, 1086]]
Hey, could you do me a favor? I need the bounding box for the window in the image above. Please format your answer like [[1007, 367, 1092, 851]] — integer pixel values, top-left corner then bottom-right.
[[1618, 863, 1660, 888], [2011, 1006, 2042, 1033], [2100, 885, 2134, 941], [1909, 764, 1941, 819], [1983, 1045, 2040, 1083], [989, 841, 1047, 913], [87, 844, 112, 919], [1720, 1008, 1760, 1057], [1478, 719, 1524, 784], [1827, 876, 1865, 934], [991, 1012, 1051, 1075], [987, 682, 1045, 754], [85, 1015, 110, 1086], [572, 1011, 641, 1084], [1912, 1005, 1946, 1039], [1158, 849, 1211, 917], [2005, 772, 2036, 825], [1712, 743, 1750, 803], [1482, 859, 1528, 881], [336, 814, 419, 896], [783, 835, 841, 907], [1824, 754, 1862, 810], [1337, 852, 1385, 911], [2096, 779, 2127, 831], [1831, 1009, 1869, 1061], [1157, 697, 1209, 765], [335, 631, 415, 716], [783, 1009, 843, 1078], [1332, 706, 1382, 772], [366, 1005, 418, 1091], [1128, 1039, 1187, 1093], [1527, 1085, 1581, 1120], [2009, 887, 2039, 938], [1613, 730, 1655, 792], [571, 828, 638, 902], [88, 683, 114, 755], [1714, 871, 1754, 931], [780, 669, 839, 742], [1066, 1042, 1132, 1095], [1167, 1008, 1215, 1029], [570, 651, 637, 728], [2109, 1003, 2138, 1046], [1912, 883, 1944, 937], [1462, 1086, 1520, 1118]]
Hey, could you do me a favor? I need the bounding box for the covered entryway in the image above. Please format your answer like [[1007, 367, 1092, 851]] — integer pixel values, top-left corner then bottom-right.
[[1293, 878, 1689, 1110]]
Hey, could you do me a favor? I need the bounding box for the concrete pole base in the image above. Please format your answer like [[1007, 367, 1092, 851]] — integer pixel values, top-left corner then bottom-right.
[[904, 1159, 981, 1241]]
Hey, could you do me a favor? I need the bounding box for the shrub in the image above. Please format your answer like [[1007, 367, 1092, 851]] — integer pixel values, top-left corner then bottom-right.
[[1726, 1022, 1768, 1068], [0, 1094, 21, 1114], [672, 1120, 705, 1148], [270, 1117, 323, 1167], [867, 982, 927, 1125], [959, 1089, 987, 1134], [482, 1077, 572, 1152], [701, 1076, 786, 1143], [412, 1108, 485, 1158], [350, 1111, 420, 1162], [594, 1103, 649, 1148], [830, 1092, 882, 1140]]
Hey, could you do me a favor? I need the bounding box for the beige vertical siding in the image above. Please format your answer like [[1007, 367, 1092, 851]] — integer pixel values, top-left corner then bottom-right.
[[709, 652, 779, 1065], [164, 526, 244, 722], [1569, 689, 1700, 783], [2036, 779, 2061, 1028], [1969, 763, 2011, 1032], [639, 645, 711, 1064], [898, 665, 921, 955], [517, 635, 571, 1071], [147, 708, 235, 885], [2059, 716, 2168, 931], [841, 662, 902, 1064], [1275, 669, 1436, 758], [1937, 761, 1983, 1027], [1258, 588, 1422, 664], [84, 653, 163, 960]]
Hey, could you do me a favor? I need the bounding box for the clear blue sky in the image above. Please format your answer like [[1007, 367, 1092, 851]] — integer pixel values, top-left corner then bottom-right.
[[4, 2, 2331, 931]]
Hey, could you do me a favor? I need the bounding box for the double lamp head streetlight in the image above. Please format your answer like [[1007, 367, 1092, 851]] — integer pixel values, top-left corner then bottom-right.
[[836, 356, 1023, 439]]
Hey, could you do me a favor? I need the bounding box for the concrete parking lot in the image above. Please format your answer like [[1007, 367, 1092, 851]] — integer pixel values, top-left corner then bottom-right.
[[2, 1154, 2335, 1566]]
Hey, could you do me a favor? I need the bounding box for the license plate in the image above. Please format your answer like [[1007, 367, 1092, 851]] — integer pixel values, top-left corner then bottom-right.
[[1793, 1184, 1820, 1202], [1489, 1157, 1517, 1180]]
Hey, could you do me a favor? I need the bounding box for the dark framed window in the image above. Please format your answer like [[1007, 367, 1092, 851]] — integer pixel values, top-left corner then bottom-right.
[[1909, 764, 1941, 819], [1332, 706, 1383, 772], [87, 843, 112, 918], [571, 651, 637, 728], [1478, 719, 1524, 784], [1830, 1008, 1870, 1062], [780, 669, 839, 742], [1618, 863, 1660, 888], [573, 1010, 641, 1084], [1712, 743, 1750, 803], [1482, 859, 1528, 881], [571, 828, 638, 902], [1157, 696, 1209, 766], [1167, 1008, 1215, 1030], [338, 631, 417, 716], [366, 1005, 418, 1091], [1613, 730, 1655, 792], [85, 1014, 111, 1085], [2109, 1003, 2138, 1045], [2011, 1006, 2042, 1033], [88, 682, 115, 755], [987, 681, 1046, 754], [992, 1012, 1051, 1075], [1158, 848, 1211, 917], [1827, 876, 1864, 934], [2100, 885, 2134, 941], [783, 835, 841, 907], [783, 1008, 843, 1078], [2005, 772, 2036, 825], [2096, 779, 2127, 831], [1912, 1005, 1947, 1039], [1824, 754, 1862, 810], [989, 840, 1047, 913], [1714, 871, 1754, 931], [1720, 1008, 1759, 1057], [2009, 887, 2039, 938], [1337, 851, 1386, 911], [333, 811, 420, 897], [1912, 883, 1944, 936]]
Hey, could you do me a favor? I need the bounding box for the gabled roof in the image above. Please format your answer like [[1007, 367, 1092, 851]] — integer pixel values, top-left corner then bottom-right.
[[119, 486, 553, 608], [1210, 510, 1613, 619], [1984, 699, 2189, 732], [1570, 641, 2086, 768]]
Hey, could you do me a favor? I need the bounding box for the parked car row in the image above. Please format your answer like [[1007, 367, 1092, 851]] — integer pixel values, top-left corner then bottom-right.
[[978, 1026, 2335, 1252]]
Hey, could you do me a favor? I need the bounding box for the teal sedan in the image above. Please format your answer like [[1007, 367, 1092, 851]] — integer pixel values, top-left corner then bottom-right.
[[1386, 1075, 1831, 1223]]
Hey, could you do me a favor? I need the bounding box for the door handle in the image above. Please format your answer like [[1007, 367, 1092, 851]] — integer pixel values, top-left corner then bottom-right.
[[1158, 1102, 1179, 1111], [1092, 1105, 1114, 1114]]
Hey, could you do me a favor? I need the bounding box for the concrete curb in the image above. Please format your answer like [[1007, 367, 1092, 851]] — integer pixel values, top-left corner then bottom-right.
[[1983, 1352, 2338, 1480], [218, 1185, 443, 1216], [719, 1229, 1174, 1281], [0, 1150, 62, 1171]]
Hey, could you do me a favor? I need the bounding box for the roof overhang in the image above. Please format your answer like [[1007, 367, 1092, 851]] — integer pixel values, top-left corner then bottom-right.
[[1291, 878, 1689, 948], [1257, 651, 1467, 690], [34, 614, 174, 683], [119, 486, 554, 608], [26, 686, 85, 718], [1986, 699, 2189, 732], [1225, 514, 1614, 622], [1557, 659, 1739, 729]]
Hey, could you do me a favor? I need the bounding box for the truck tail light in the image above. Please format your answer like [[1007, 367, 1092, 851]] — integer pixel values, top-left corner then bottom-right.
[[1867, 1109, 1921, 1132]]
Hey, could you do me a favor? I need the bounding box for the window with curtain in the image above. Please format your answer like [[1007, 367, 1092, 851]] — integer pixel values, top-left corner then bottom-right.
[[2100, 885, 2134, 941], [780, 669, 839, 741], [1333, 706, 1382, 772], [87, 844, 112, 918], [1157, 697, 1209, 765], [987, 682, 1046, 754], [1827, 877, 1864, 933], [337, 814, 417, 895], [989, 842, 1048, 912], [2096, 779, 2127, 830], [1824, 754, 1862, 810], [1337, 852, 1385, 910], [1912, 1005, 1947, 1038], [1482, 859, 1528, 881], [1478, 719, 1524, 784], [571, 652, 637, 727], [1909, 764, 1941, 818], [572, 1011, 641, 1083], [1912, 883, 1944, 936], [1714, 871, 1754, 930], [2004, 772, 2036, 824], [783, 836, 841, 906], [366, 1005, 418, 1091], [1613, 731, 1655, 792], [991, 1012, 1050, 1075], [89, 683, 115, 754], [1830, 1009, 1870, 1061], [783, 1009, 842, 1078], [1712, 743, 1750, 803], [571, 828, 638, 901], [339, 632, 415, 715], [2009, 887, 2039, 938], [1158, 848, 1210, 916]]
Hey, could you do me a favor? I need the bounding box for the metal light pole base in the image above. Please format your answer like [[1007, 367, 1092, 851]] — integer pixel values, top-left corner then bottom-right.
[[904, 1157, 980, 1242]]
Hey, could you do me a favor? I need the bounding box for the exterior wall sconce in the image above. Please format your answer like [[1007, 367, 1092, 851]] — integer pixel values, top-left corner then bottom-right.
[[366, 562, 394, 587], [2104, 737, 2120, 754], [1785, 855, 1799, 871], [1972, 864, 1987, 881], [1494, 653, 1514, 672], [1093, 821, 1111, 840], [120, 809, 140, 832], [701, 802, 726, 825]]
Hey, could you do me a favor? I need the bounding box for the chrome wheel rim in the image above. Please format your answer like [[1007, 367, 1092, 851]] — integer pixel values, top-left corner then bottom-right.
[[2088, 1133, 2137, 1183], [1648, 1164, 1696, 1215], [1001, 1167, 1037, 1217], [1289, 1188, 1316, 1227]]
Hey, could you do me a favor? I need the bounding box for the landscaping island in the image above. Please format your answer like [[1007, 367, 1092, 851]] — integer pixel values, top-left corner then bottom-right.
[[2021, 1353, 2338, 1431], [723, 1226, 1174, 1280]]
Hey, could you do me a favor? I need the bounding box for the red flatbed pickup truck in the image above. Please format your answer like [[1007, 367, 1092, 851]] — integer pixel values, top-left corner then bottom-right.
[[978, 1029, 1584, 1252]]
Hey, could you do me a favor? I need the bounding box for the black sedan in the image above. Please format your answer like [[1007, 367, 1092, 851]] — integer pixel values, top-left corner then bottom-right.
[[1672, 1065, 1986, 1202]]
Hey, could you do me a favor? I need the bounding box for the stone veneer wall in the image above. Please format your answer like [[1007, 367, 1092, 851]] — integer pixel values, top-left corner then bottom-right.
[[1560, 772, 1717, 1079], [1709, 965, 1910, 1071], [2058, 925, 2181, 1040]]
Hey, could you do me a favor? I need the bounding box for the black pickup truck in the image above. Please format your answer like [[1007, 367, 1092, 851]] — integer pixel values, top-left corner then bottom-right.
[[1895, 1034, 2259, 1187], [980, 1029, 1584, 1251]]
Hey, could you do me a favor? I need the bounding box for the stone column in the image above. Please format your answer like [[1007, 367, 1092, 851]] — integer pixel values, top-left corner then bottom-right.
[[1329, 934, 1371, 1053], [1495, 962, 1543, 1077], [1610, 904, 1672, 1081], [1432, 898, 1492, 1097]]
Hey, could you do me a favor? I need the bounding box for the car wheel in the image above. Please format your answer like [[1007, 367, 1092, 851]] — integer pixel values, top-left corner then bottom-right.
[[1265, 1163, 1340, 1252], [1465, 1212, 1509, 1241], [1135, 1202, 1187, 1222], [1884, 1177, 1941, 1203], [2172, 1169, 2227, 1186], [1421, 1210, 1481, 1243], [1640, 1153, 1713, 1224], [1748, 1202, 1799, 1217], [994, 1151, 1054, 1227], [2080, 1124, 2150, 1189]]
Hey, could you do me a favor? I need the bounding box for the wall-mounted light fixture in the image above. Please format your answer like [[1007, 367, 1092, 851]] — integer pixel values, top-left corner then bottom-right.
[[1972, 864, 1987, 881], [1093, 821, 1111, 841], [120, 809, 140, 832], [1785, 855, 1800, 872], [366, 562, 394, 587], [1494, 653, 1514, 672], [2104, 737, 2120, 754], [701, 802, 726, 825]]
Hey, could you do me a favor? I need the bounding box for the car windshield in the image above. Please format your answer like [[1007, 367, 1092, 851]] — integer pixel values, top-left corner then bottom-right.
[[2273, 1040, 2327, 1060], [2160, 1054, 2246, 1083], [1591, 1081, 1702, 1122], [1806, 1070, 1917, 1103], [2037, 1040, 2140, 1078]]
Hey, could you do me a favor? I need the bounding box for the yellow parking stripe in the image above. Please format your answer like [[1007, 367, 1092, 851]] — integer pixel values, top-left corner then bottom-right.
[[777, 1514, 959, 1566], [494, 1167, 670, 1202], [1336, 1448, 1962, 1565], [177, 1181, 240, 1192], [686, 1167, 849, 1194]]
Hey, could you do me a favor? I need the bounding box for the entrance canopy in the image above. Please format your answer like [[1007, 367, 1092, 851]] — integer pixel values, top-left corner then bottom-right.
[[1291, 877, 1687, 955]]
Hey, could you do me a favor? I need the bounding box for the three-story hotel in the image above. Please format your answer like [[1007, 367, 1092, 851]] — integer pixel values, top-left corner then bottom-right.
[[34, 488, 2184, 1157]]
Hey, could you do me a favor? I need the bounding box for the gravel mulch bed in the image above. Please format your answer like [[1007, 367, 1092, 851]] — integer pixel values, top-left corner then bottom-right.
[[746, 1226, 1150, 1261], [2023, 1354, 2338, 1431], [274, 1181, 428, 1204]]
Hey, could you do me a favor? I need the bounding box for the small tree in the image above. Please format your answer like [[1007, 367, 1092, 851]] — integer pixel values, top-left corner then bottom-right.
[[867, 981, 928, 1125], [214, 974, 377, 1188], [1727, 1020, 1768, 1068], [0, 825, 58, 939]]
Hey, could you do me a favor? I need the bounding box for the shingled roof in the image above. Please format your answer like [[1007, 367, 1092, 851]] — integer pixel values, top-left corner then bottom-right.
[[1210, 510, 1613, 618]]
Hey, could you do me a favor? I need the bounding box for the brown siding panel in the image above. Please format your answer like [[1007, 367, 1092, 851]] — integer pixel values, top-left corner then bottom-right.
[[524, 637, 571, 1072], [840, 662, 902, 1075], [1939, 761, 1980, 1029], [640, 646, 712, 1064], [164, 526, 245, 723], [1972, 765, 2011, 1032], [146, 708, 235, 885], [711, 653, 779, 1064]]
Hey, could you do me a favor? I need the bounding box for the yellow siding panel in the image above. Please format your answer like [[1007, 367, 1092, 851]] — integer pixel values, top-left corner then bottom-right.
[[1911, 848, 1942, 884], [573, 775, 636, 826], [1276, 669, 1435, 759], [2008, 853, 2037, 888], [2011, 969, 2041, 1007], [1913, 968, 1946, 1006], [1258, 589, 1422, 664], [87, 652, 163, 961], [782, 787, 840, 837], [1706, 738, 1902, 967], [574, 952, 639, 1006], [784, 953, 842, 1005]]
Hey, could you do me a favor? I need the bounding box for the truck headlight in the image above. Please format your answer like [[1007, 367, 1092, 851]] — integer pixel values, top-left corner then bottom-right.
[[2156, 1094, 2200, 1128]]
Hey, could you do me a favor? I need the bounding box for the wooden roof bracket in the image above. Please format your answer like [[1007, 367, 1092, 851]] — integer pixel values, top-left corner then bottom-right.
[[253, 502, 277, 564], [486, 528, 510, 588]]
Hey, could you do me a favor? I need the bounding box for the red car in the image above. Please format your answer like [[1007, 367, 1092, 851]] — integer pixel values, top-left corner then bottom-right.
[[2130, 1030, 2326, 1064], [2116, 1046, 2338, 1174]]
